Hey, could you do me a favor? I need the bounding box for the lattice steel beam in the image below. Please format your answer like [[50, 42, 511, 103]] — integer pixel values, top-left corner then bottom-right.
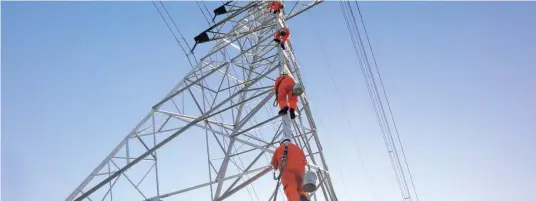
[[66, 1, 335, 201]]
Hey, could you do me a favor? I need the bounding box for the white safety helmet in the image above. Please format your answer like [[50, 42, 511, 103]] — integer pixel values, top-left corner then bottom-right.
[[280, 71, 288, 76], [280, 136, 292, 144], [292, 83, 304, 96]]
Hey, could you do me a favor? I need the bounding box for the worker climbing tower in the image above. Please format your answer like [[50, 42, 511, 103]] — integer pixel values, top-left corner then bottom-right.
[[65, 1, 337, 201]]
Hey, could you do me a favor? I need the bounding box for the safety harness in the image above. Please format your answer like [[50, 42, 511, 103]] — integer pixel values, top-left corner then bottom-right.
[[271, 143, 289, 201]]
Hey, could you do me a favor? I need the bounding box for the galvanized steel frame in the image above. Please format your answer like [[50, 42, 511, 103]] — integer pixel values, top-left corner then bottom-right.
[[65, 1, 337, 201]]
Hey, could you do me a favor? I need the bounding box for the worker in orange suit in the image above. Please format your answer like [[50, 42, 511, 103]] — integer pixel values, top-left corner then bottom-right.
[[267, 1, 284, 14], [274, 71, 300, 119], [271, 138, 309, 201], [274, 27, 290, 50]]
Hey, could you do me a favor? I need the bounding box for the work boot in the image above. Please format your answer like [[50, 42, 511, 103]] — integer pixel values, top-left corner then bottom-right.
[[281, 43, 286, 50], [300, 194, 310, 201], [274, 38, 281, 43], [278, 106, 289, 115], [289, 108, 296, 119]]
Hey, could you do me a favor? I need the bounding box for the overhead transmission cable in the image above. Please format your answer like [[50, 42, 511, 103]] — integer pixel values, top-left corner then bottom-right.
[[201, 2, 212, 20], [353, 3, 420, 201], [152, 2, 187, 55], [340, 3, 406, 198], [340, 2, 409, 199], [348, 4, 407, 199], [307, 11, 379, 201], [339, 2, 420, 201], [152, 1, 197, 67], [346, 4, 419, 200], [196, 1, 212, 25]]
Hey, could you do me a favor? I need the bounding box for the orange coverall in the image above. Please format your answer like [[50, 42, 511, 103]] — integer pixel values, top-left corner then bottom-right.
[[271, 143, 308, 201], [274, 27, 290, 47], [268, 1, 282, 14], [274, 75, 298, 110]]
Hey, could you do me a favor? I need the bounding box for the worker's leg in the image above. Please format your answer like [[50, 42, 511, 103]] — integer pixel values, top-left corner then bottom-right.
[[280, 38, 287, 50], [288, 95, 298, 119], [277, 90, 289, 115], [288, 170, 309, 201], [288, 95, 298, 110], [282, 172, 301, 201], [280, 40, 286, 50], [274, 33, 281, 43]]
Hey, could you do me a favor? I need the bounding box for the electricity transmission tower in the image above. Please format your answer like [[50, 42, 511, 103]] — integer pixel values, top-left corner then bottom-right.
[[66, 1, 338, 201]]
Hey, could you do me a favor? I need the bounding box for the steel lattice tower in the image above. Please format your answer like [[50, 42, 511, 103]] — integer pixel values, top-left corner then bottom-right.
[[66, 1, 338, 201]]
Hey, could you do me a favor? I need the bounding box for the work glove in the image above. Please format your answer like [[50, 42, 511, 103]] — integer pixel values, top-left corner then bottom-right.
[[274, 38, 281, 43]]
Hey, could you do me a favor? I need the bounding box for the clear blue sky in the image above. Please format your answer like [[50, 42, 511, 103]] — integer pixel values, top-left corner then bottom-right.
[[2, 1, 536, 201]]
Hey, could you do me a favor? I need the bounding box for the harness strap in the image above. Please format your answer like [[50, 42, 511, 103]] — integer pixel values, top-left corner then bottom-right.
[[272, 144, 289, 201]]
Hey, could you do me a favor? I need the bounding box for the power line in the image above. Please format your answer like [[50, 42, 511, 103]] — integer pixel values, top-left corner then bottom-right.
[[201, 2, 212, 20], [152, 1, 188, 55], [342, 2, 410, 198], [353, 2, 420, 201], [196, 1, 212, 25], [346, 3, 417, 200], [151, 1, 197, 68], [307, 11, 380, 201], [158, 2, 194, 54], [339, 2, 407, 198], [339, 2, 420, 201]]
